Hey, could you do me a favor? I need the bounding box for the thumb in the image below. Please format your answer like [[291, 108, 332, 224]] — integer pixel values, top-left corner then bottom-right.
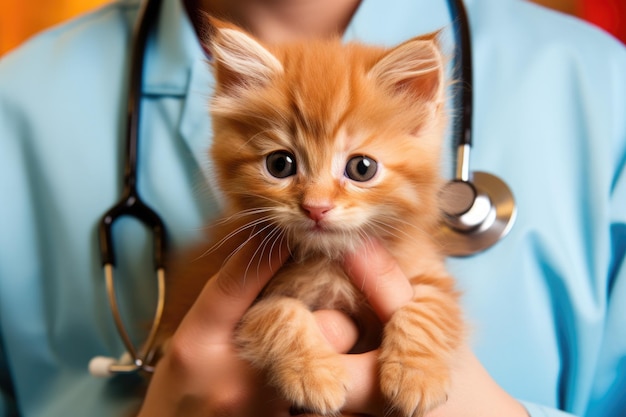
[[178, 232, 288, 345], [343, 239, 413, 323]]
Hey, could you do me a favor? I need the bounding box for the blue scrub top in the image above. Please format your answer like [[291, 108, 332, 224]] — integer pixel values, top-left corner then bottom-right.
[[1, 0, 625, 416]]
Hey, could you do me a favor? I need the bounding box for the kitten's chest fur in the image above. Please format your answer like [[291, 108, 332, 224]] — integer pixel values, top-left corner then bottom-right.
[[262, 238, 444, 312], [262, 256, 363, 313]]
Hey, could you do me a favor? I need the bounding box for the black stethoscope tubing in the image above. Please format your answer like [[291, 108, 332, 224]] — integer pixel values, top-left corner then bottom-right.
[[99, 0, 166, 270], [94, 0, 166, 375], [448, 0, 473, 149]]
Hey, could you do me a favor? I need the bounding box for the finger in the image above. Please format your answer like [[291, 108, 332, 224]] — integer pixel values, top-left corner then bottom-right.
[[343, 239, 413, 323], [179, 232, 288, 343], [313, 310, 359, 353], [341, 350, 385, 416]]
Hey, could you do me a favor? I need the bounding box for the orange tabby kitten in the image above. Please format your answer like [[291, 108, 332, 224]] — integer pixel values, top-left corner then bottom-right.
[[160, 19, 464, 417]]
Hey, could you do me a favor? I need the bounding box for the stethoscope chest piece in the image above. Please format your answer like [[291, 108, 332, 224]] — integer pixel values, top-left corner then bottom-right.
[[436, 0, 517, 257], [438, 172, 516, 257]]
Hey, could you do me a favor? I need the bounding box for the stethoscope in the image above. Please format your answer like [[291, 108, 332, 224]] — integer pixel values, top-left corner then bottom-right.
[[89, 0, 516, 377]]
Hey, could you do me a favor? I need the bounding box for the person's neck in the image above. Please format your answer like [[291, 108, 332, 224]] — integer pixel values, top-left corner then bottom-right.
[[186, 0, 362, 43]]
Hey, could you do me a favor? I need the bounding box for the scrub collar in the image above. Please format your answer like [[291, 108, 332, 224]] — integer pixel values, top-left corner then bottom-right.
[[142, 0, 205, 96]]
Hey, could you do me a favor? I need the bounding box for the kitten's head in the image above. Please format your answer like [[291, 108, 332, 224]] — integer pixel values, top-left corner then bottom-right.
[[206, 19, 448, 258]]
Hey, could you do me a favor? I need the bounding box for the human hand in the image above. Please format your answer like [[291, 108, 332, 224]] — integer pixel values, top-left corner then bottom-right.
[[136, 234, 291, 417], [136, 236, 362, 417], [338, 239, 529, 417], [138, 235, 528, 417]]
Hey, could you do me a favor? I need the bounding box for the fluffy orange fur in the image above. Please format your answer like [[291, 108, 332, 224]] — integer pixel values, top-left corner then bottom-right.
[[159, 18, 464, 417]]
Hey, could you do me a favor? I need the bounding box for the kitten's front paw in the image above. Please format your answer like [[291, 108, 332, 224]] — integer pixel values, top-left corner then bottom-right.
[[379, 359, 449, 417], [277, 353, 348, 415]]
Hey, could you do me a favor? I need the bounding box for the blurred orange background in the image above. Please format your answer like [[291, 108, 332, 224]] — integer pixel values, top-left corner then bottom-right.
[[0, 0, 624, 56], [1, 0, 111, 56]]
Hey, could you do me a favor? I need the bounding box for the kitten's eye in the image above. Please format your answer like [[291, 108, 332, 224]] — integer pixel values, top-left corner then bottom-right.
[[266, 151, 297, 178], [345, 155, 378, 182]]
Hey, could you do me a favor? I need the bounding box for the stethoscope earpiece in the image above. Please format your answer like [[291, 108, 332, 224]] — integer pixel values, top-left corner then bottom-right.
[[89, 352, 136, 378], [89, 351, 156, 377], [89, 355, 119, 378], [439, 172, 516, 257]]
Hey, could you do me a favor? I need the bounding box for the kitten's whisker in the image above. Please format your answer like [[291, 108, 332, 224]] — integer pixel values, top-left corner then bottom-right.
[[284, 228, 295, 259], [213, 207, 275, 225], [253, 226, 280, 279], [198, 217, 268, 259], [268, 227, 286, 273], [369, 220, 410, 243], [220, 221, 273, 272], [383, 406, 396, 417], [283, 230, 293, 263], [262, 227, 285, 279], [349, 226, 370, 292], [208, 214, 281, 253], [356, 228, 372, 249], [205, 215, 281, 263], [380, 214, 436, 240], [243, 222, 282, 282], [203, 211, 271, 237], [203, 211, 272, 234], [372, 216, 432, 243], [230, 191, 287, 208], [373, 215, 445, 251]]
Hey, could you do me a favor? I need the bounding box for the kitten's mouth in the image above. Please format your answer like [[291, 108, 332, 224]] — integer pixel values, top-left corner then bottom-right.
[[290, 221, 343, 240], [310, 223, 325, 231], [285, 219, 367, 259], [307, 222, 338, 234]]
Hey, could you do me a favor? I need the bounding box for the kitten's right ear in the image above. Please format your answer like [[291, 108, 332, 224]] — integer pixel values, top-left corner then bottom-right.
[[205, 17, 283, 95]]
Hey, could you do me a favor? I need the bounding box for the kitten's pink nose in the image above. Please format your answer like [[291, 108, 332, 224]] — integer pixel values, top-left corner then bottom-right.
[[301, 203, 334, 222]]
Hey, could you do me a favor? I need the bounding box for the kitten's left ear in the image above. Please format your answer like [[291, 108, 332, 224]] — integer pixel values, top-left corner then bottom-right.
[[368, 33, 445, 104], [205, 17, 284, 95]]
